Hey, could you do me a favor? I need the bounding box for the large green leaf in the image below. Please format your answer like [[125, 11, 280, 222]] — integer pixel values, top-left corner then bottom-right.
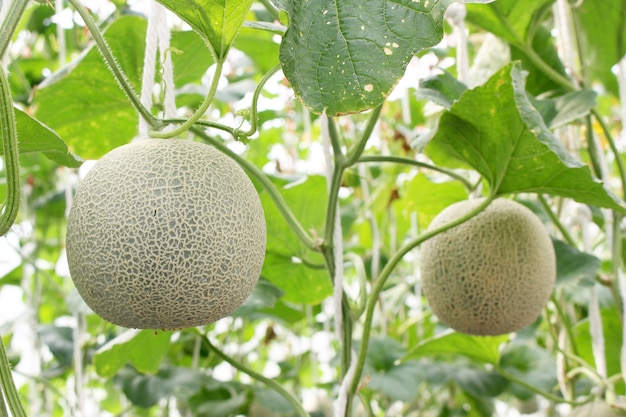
[[7, 108, 82, 167], [426, 63, 626, 212], [277, 0, 493, 116], [574, 0, 626, 95], [94, 330, 171, 378], [34, 16, 147, 159], [155, 0, 253, 60]]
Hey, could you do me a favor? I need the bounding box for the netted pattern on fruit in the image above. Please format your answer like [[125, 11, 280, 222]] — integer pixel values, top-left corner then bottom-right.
[[66, 139, 266, 329], [420, 198, 556, 336]]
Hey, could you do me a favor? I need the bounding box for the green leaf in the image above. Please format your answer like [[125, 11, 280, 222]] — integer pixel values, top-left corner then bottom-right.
[[454, 366, 508, 398], [261, 252, 331, 305], [510, 26, 568, 95], [155, 0, 253, 60], [498, 343, 557, 400], [94, 330, 172, 378], [401, 173, 468, 229], [258, 175, 333, 304], [404, 331, 509, 364], [188, 380, 250, 416], [426, 62, 626, 212], [531, 90, 597, 129], [34, 16, 147, 159], [416, 71, 468, 109], [364, 337, 422, 401], [278, 0, 492, 116], [573, 306, 624, 389], [234, 26, 280, 73], [10, 108, 82, 167], [116, 366, 205, 408], [39, 325, 74, 367], [575, 0, 626, 95], [466, 0, 555, 45], [170, 30, 215, 87], [553, 238, 601, 286]]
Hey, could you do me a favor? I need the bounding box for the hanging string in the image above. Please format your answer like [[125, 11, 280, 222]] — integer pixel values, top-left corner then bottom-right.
[[139, 1, 176, 137]]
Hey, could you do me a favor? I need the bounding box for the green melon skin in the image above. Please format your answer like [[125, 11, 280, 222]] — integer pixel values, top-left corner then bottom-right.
[[419, 198, 556, 336], [66, 139, 266, 329]]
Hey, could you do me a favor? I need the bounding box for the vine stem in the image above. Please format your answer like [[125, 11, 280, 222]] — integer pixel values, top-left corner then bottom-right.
[[494, 364, 589, 406], [348, 195, 496, 397], [66, 0, 158, 128], [357, 155, 474, 190], [150, 60, 225, 138], [202, 336, 310, 417], [0, 339, 27, 417], [0, 64, 20, 236], [191, 127, 317, 250], [237, 64, 282, 138], [0, 0, 29, 59]]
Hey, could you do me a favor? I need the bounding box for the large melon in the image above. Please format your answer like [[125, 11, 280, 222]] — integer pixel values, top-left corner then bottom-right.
[[66, 139, 266, 329], [419, 198, 556, 336]]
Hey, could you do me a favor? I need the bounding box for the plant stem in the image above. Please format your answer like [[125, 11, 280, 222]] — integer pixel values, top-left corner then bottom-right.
[[357, 155, 474, 190], [0, 386, 7, 417], [537, 195, 576, 246], [237, 64, 282, 138], [0, 65, 20, 236], [591, 108, 626, 200], [151, 60, 225, 138], [192, 127, 318, 250], [0, 0, 29, 59], [0, 339, 27, 417], [494, 364, 588, 406], [67, 0, 157, 127], [345, 105, 382, 166], [202, 336, 310, 417], [258, 0, 281, 22], [348, 195, 496, 397]]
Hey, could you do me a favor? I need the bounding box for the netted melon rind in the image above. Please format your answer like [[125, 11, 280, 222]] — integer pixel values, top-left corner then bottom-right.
[[419, 198, 556, 336], [66, 139, 266, 329], [569, 400, 623, 417]]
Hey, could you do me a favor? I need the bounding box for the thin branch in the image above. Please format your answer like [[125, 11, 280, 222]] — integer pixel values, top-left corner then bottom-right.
[[202, 336, 310, 417], [0, 0, 29, 59], [349, 195, 496, 397], [357, 155, 474, 190]]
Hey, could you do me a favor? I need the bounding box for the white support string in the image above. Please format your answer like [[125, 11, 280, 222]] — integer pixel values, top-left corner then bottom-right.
[[139, 1, 176, 137], [445, 3, 468, 84], [320, 111, 352, 417], [579, 205, 607, 380]]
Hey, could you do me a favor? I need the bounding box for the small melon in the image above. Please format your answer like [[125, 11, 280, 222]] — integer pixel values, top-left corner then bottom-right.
[[569, 400, 623, 417], [66, 139, 266, 329], [419, 198, 555, 336]]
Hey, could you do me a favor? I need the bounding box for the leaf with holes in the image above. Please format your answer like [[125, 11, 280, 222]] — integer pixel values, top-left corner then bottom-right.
[[277, 0, 493, 115], [155, 0, 253, 60], [426, 62, 626, 212]]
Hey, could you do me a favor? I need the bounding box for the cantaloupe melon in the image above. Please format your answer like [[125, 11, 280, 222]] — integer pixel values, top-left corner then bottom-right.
[[66, 138, 266, 329], [419, 198, 555, 336], [569, 400, 623, 417]]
